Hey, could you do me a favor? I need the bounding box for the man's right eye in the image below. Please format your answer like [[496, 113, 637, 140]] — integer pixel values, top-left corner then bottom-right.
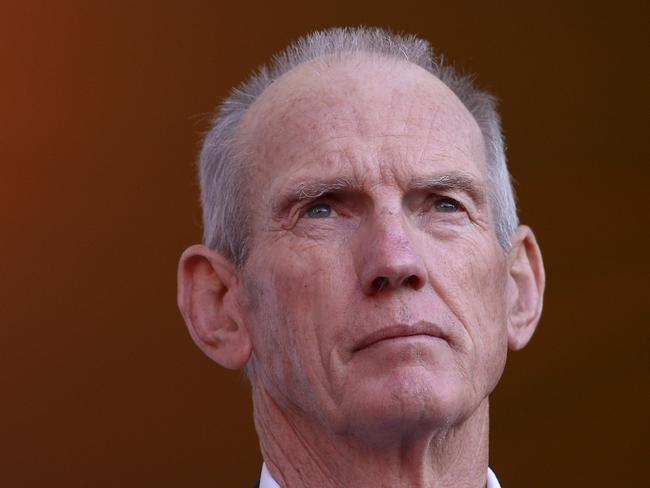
[[306, 203, 333, 218]]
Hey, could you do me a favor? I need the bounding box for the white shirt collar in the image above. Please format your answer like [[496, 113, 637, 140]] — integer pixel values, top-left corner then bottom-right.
[[487, 467, 501, 488], [260, 463, 281, 488], [260, 463, 501, 487]]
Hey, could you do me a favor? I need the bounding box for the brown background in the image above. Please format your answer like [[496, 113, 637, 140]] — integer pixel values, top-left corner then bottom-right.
[[1, 1, 648, 486]]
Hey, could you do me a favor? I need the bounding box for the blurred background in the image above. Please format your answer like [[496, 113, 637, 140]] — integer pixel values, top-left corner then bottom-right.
[[1, 1, 648, 486]]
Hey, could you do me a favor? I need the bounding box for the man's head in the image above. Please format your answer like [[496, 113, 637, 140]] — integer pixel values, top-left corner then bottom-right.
[[178, 27, 544, 446]]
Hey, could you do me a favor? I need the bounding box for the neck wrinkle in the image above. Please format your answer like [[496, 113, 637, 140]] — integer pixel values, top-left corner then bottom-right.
[[252, 380, 491, 488]]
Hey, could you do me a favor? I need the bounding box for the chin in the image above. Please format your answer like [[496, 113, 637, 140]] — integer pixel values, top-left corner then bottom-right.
[[337, 366, 474, 445]]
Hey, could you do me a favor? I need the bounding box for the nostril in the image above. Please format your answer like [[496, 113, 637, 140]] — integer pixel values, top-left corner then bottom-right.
[[402, 275, 422, 289], [372, 276, 389, 292]]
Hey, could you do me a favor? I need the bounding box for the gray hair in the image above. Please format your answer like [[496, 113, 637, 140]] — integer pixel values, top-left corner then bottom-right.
[[198, 27, 518, 266]]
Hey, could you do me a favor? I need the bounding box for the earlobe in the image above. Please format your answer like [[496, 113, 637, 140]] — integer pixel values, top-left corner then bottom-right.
[[177, 244, 252, 369], [506, 226, 546, 351]]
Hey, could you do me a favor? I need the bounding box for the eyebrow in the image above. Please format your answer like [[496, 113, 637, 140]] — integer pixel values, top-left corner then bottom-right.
[[272, 176, 362, 215], [409, 172, 487, 207], [272, 171, 487, 216]]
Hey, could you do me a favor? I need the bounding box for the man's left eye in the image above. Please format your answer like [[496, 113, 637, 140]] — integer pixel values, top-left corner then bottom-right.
[[434, 197, 462, 213], [306, 203, 333, 218]]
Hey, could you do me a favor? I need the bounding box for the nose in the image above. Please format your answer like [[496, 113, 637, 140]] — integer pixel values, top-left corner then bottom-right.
[[355, 211, 428, 295]]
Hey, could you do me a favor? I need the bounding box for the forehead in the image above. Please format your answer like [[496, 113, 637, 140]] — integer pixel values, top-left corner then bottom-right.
[[239, 54, 486, 195]]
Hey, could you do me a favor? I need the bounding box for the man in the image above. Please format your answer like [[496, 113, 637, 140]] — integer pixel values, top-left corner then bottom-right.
[[177, 27, 545, 487]]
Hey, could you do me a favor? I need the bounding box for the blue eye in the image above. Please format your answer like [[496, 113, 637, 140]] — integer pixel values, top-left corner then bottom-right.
[[434, 197, 461, 212], [306, 203, 332, 218]]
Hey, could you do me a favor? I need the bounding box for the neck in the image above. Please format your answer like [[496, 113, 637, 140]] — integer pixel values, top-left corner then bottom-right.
[[252, 383, 490, 488]]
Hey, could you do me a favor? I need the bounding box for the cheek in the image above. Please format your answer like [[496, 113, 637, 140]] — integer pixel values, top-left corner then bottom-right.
[[272, 249, 352, 372], [245, 245, 348, 400], [432, 238, 509, 382], [270, 245, 344, 323], [432, 236, 508, 320]]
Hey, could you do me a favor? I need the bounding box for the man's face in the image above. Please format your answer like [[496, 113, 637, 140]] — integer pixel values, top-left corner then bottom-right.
[[237, 56, 511, 441]]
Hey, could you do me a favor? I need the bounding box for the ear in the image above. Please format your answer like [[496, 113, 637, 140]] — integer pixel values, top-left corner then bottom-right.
[[506, 225, 546, 351], [177, 244, 251, 369]]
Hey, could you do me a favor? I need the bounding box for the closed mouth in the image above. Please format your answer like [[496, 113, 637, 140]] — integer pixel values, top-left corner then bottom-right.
[[353, 322, 447, 353]]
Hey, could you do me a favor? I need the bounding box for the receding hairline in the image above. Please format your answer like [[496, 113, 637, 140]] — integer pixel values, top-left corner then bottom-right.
[[236, 51, 483, 163]]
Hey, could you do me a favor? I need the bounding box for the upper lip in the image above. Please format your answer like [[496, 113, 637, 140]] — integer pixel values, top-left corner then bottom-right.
[[353, 321, 448, 352]]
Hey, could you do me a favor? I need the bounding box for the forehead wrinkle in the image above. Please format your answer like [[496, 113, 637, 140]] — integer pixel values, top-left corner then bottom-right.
[[243, 53, 488, 207], [250, 104, 368, 178]]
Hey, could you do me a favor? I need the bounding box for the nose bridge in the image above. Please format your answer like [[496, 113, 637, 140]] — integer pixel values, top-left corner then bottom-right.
[[355, 203, 428, 294], [374, 207, 412, 254]]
